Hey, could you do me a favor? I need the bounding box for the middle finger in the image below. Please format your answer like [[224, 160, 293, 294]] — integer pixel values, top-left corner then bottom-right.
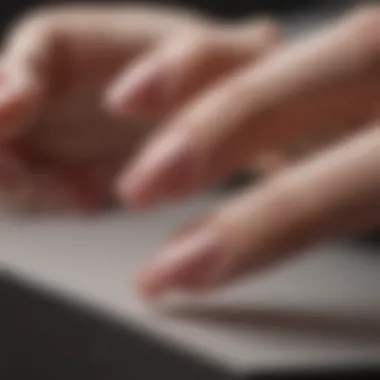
[[119, 7, 380, 207]]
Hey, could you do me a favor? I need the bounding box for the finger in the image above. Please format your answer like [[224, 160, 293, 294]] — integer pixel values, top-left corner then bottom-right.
[[0, 5, 204, 140], [119, 6, 380, 207], [137, 122, 380, 298], [105, 20, 280, 119], [248, 123, 353, 176]]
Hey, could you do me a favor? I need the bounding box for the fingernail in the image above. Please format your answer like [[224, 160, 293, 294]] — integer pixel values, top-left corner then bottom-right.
[[138, 225, 221, 298], [117, 132, 195, 207], [107, 63, 164, 117]]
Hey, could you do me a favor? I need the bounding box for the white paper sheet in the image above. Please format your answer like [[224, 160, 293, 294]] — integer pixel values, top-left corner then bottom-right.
[[2, 192, 380, 375]]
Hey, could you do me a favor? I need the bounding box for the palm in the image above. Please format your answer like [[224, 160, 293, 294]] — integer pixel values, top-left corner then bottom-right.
[[0, 8, 183, 211], [0, 7, 278, 211], [17, 65, 150, 211]]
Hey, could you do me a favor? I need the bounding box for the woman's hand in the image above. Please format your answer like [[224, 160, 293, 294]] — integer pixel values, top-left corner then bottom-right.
[[0, 4, 280, 211], [122, 6, 380, 297]]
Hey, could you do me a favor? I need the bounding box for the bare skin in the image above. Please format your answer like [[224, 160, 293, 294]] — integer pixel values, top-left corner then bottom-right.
[[116, 6, 380, 297], [2, 4, 379, 300], [0, 4, 279, 211]]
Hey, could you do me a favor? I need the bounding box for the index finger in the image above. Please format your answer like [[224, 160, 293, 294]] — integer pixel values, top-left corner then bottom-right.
[[120, 6, 380, 206]]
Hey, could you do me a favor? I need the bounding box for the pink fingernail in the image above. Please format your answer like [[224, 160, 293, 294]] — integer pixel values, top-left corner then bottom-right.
[[138, 225, 221, 298]]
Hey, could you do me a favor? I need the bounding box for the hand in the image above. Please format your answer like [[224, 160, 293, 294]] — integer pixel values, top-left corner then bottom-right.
[[0, 4, 279, 211], [123, 6, 380, 298]]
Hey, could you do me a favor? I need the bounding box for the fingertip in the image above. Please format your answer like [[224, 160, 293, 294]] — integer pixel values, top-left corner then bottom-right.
[[138, 224, 222, 300], [104, 59, 165, 119], [136, 267, 172, 300], [114, 173, 156, 210], [113, 151, 170, 209]]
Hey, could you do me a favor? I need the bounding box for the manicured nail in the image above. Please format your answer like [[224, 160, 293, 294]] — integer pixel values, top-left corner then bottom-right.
[[107, 63, 164, 117], [138, 225, 221, 298], [117, 132, 194, 207]]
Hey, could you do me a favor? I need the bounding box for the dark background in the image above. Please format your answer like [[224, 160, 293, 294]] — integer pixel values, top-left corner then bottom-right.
[[0, 1, 349, 33]]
